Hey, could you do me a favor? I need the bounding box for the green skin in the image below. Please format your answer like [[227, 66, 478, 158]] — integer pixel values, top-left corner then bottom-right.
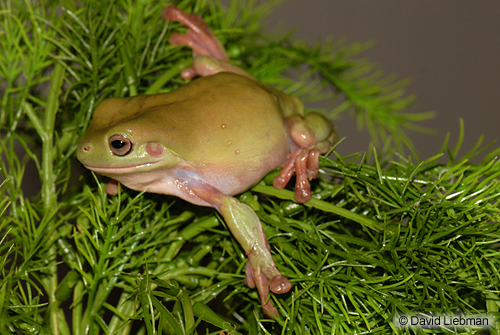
[[77, 5, 336, 319]]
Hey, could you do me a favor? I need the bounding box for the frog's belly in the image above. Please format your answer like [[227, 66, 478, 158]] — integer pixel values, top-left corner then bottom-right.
[[199, 144, 290, 196]]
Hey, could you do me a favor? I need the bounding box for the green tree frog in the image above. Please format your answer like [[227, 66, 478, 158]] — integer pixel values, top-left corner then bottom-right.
[[77, 6, 336, 318]]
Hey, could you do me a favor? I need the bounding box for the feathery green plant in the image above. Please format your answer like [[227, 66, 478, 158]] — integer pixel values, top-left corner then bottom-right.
[[1, 0, 499, 334]]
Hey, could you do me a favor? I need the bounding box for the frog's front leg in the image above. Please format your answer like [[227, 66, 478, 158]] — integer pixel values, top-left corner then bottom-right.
[[220, 197, 291, 318], [163, 6, 252, 79], [181, 178, 291, 318], [274, 113, 337, 203]]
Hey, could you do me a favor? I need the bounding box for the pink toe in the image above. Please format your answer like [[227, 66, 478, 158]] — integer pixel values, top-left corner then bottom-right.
[[306, 150, 320, 179], [270, 275, 292, 294], [294, 151, 312, 203], [243, 260, 256, 289], [273, 172, 290, 189], [180, 68, 196, 80], [263, 301, 278, 319]]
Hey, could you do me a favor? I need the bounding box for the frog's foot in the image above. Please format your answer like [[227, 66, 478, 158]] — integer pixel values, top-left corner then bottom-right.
[[244, 257, 292, 319], [163, 6, 228, 61], [273, 148, 320, 203], [163, 6, 236, 79], [273, 112, 336, 203]]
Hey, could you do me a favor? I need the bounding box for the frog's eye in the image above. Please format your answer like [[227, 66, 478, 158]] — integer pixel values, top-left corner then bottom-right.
[[109, 134, 133, 156]]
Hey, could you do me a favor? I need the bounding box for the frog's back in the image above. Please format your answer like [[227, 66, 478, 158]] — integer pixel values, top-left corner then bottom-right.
[[134, 72, 293, 193]]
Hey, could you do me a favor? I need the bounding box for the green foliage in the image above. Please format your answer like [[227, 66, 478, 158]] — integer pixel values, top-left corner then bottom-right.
[[1, 0, 498, 334]]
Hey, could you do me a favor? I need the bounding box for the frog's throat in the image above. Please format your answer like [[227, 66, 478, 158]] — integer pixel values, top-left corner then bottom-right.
[[83, 160, 161, 174]]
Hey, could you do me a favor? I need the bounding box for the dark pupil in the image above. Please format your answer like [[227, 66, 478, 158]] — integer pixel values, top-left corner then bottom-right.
[[112, 140, 125, 149]]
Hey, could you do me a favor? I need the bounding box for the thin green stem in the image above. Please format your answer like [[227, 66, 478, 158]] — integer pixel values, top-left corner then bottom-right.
[[73, 281, 84, 335], [35, 62, 66, 335], [145, 58, 192, 95], [87, 222, 116, 334], [42, 62, 64, 210]]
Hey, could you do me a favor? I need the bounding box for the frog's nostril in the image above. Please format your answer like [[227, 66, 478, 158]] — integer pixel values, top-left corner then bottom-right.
[[82, 145, 90, 152]]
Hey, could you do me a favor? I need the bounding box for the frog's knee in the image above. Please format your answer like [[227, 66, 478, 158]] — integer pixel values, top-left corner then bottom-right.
[[192, 56, 227, 76], [303, 112, 336, 144], [285, 112, 336, 149], [192, 56, 254, 78]]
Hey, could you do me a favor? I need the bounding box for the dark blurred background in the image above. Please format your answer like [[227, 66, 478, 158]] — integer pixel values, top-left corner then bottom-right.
[[267, 0, 500, 160]]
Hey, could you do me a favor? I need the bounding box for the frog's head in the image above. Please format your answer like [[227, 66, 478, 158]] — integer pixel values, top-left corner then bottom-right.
[[77, 96, 180, 179]]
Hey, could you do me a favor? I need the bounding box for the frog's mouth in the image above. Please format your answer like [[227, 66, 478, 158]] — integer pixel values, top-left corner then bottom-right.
[[84, 160, 161, 174]]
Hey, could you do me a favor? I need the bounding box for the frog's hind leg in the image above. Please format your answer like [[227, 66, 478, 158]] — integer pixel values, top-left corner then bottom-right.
[[163, 6, 252, 79], [273, 113, 337, 203]]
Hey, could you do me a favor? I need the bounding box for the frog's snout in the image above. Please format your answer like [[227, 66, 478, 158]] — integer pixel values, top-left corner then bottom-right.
[[76, 139, 93, 163], [77, 139, 91, 153]]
